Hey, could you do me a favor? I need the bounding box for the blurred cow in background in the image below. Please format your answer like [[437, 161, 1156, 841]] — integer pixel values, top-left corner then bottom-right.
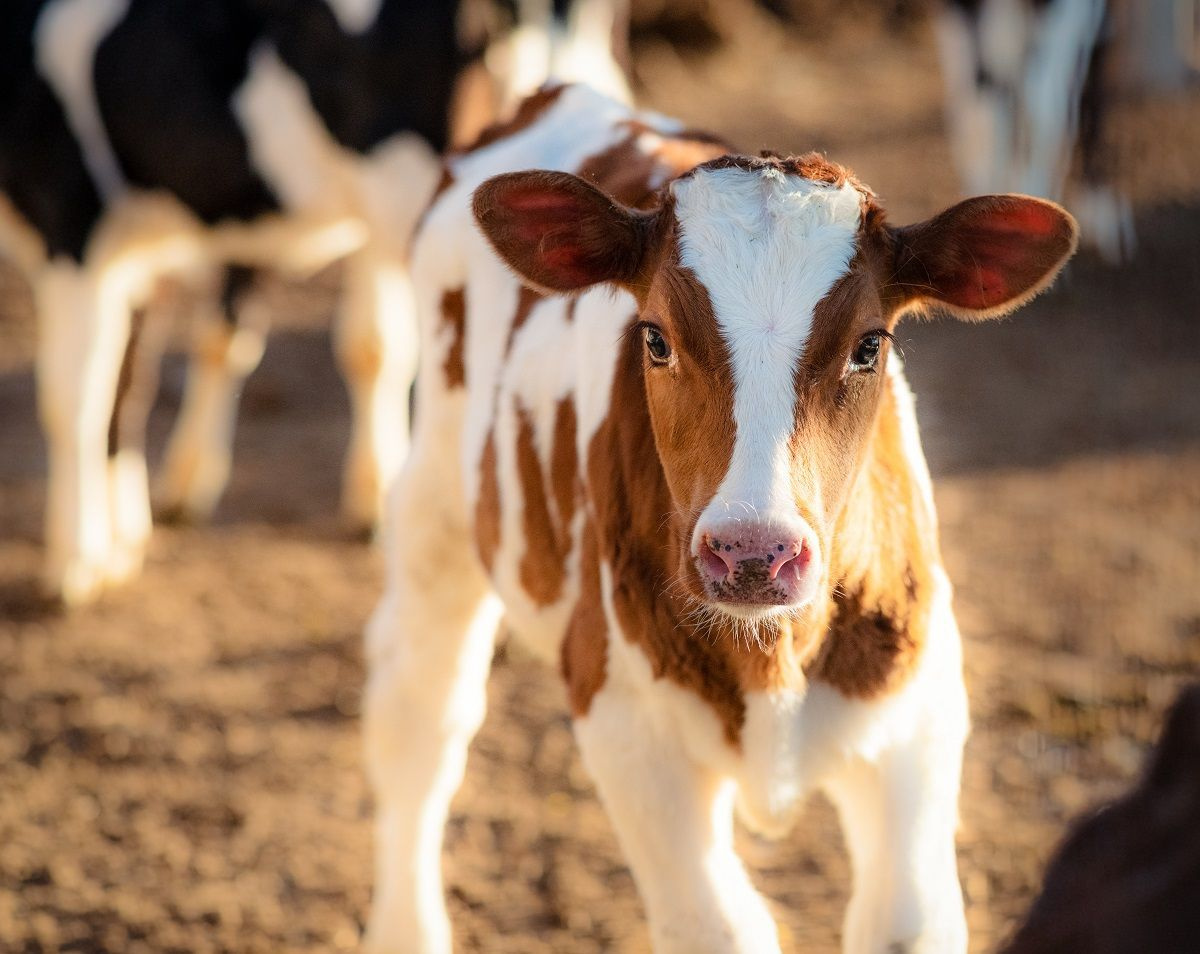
[[487, 0, 631, 105], [1004, 683, 1200, 954], [0, 0, 629, 607], [935, 0, 1135, 263]]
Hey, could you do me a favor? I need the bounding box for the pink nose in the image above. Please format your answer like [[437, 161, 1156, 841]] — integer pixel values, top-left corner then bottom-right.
[[693, 520, 820, 607]]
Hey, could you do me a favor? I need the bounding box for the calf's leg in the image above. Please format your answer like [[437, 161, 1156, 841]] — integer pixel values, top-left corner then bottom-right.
[[823, 692, 968, 954], [574, 681, 781, 954], [361, 439, 501, 954]]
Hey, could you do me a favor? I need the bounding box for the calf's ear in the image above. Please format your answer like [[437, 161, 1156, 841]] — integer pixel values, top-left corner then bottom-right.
[[890, 195, 1078, 320], [473, 170, 653, 293]]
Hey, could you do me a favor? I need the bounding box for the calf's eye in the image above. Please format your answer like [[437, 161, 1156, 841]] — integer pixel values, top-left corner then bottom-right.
[[644, 325, 671, 363], [848, 332, 883, 372]]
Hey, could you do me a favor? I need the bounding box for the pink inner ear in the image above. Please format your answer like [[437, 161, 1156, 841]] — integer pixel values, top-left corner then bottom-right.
[[504, 187, 584, 215], [501, 186, 590, 244], [945, 200, 1069, 310], [998, 200, 1064, 238]]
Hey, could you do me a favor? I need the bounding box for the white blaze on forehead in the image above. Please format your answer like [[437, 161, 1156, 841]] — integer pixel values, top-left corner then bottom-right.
[[673, 165, 861, 522]]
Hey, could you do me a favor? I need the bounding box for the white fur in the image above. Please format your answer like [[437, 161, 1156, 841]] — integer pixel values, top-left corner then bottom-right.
[[674, 167, 861, 557], [235, 44, 357, 216], [35, 0, 130, 202]]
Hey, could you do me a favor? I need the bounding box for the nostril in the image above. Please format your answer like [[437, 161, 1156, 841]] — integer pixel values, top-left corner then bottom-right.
[[769, 542, 810, 582], [698, 535, 736, 580]]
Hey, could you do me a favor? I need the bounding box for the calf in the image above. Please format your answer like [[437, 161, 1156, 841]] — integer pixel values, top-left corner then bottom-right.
[[1, 0, 461, 605], [363, 83, 1077, 953], [936, 0, 1133, 262]]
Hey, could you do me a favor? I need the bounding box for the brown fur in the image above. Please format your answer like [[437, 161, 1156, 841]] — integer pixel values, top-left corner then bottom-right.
[[474, 431, 501, 573], [576, 122, 728, 212], [440, 287, 466, 389], [561, 519, 608, 716], [809, 381, 938, 697], [516, 400, 573, 608], [549, 396, 578, 540]]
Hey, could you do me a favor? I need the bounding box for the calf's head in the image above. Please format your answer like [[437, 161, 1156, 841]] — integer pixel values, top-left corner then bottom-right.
[[474, 155, 1076, 622]]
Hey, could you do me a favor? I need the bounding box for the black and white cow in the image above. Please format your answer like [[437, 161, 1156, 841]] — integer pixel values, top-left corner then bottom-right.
[[0, 0, 628, 607], [936, 0, 1134, 262]]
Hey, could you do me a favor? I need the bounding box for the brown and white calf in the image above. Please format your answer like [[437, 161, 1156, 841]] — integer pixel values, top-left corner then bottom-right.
[[363, 83, 1077, 954]]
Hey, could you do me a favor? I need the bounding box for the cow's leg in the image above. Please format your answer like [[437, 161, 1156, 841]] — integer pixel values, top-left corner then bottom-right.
[[1019, 0, 1106, 200], [936, 1, 1019, 195], [823, 692, 968, 954], [105, 300, 170, 584], [333, 246, 418, 535], [361, 436, 501, 954], [574, 683, 781, 954], [158, 266, 267, 522], [36, 261, 134, 604], [1067, 17, 1135, 264]]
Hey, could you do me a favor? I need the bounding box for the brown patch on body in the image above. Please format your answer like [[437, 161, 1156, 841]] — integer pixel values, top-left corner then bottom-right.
[[440, 287, 466, 388], [516, 397, 578, 608], [460, 84, 567, 154], [475, 431, 501, 572], [575, 122, 728, 211], [549, 397, 577, 534], [561, 519, 607, 716], [506, 285, 545, 355]]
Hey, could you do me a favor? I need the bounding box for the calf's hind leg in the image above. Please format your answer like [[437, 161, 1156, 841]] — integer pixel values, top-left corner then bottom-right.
[[362, 446, 502, 954]]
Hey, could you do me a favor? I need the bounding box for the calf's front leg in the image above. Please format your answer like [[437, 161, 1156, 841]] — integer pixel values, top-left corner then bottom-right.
[[574, 680, 781, 954], [823, 690, 969, 954]]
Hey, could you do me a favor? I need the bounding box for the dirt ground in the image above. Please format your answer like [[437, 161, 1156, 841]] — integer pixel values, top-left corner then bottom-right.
[[2, 8, 1199, 954]]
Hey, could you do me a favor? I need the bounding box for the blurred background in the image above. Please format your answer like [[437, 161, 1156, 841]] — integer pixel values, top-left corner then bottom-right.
[[1, 0, 1198, 951]]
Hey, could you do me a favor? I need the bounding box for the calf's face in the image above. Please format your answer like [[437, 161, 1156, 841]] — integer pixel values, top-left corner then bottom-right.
[[474, 156, 1076, 623]]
